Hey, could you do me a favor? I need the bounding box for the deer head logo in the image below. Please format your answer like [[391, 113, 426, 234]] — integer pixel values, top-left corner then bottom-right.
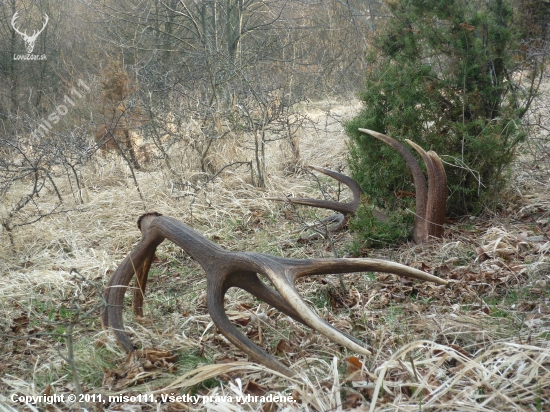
[[11, 12, 49, 54]]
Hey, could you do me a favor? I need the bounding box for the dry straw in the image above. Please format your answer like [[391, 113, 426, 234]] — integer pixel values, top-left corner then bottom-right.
[[1, 99, 549, 410]]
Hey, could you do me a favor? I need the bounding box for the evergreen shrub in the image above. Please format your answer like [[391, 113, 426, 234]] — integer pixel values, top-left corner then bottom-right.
[[346, 0, 544, 218]]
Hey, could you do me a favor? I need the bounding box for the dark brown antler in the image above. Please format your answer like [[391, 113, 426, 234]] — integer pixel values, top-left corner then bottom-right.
[[358, 129, 447, 243], [269, 166, 363, 237], [270, 135, 446, 244], [404, 139, 447, 239], [102, 212, 447, 376]]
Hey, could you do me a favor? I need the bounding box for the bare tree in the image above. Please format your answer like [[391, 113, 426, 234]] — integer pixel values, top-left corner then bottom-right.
[[86, 0, 374, 187]]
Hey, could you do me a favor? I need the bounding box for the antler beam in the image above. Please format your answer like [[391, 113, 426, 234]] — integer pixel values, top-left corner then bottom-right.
[[102, 212, 447, 376]]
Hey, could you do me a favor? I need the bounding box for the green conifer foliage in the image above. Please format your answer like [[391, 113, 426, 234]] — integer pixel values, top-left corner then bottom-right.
[[346, 0, 544, 215]]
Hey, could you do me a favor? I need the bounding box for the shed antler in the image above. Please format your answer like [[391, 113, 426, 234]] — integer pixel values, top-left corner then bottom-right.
[[358, 129, 447, 242], [102, 212, 447, 376], [268, 166, 363, 238], [271, 133, 447, 244]]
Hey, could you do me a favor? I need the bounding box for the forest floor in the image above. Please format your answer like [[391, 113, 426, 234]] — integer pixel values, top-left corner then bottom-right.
[[1, 97, 549, 411]]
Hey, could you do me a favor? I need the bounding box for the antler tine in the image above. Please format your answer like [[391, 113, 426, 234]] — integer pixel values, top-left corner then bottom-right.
[[267, 165, 361, 239], [199, 258, 369, 376], [102, 213, 165, 351], [358, 128, 429, 243], [258, 265, 373, 357], [247, 254, 447, 362], [269, 165, 361, 215], [427, 151, 447, 238], [405, 140, 447, 238], [41, 14, 49, 31], [224, 269, 367, 346], [131, 251, 156, 317], [11, 12, 26, 36], [307, 165, 362, 214], [206, 272, 295, 376], [266, 256, 447, 358], [278, 256, 448, 285]]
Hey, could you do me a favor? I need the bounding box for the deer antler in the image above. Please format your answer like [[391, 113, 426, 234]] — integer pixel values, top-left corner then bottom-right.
[[404, 139, 447, 239], [269, 134, 447, 244], [268, 166, 363, 238], [102, 212, 447, 376], [358, 129, 447, 242], [11, 12, 26, 38]]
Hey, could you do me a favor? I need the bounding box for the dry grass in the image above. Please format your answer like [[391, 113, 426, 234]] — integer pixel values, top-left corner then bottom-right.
[[1, 98, 549, 411]]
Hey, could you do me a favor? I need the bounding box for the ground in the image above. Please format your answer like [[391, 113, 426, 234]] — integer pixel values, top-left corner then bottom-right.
[[0, 98, 549, 411]]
